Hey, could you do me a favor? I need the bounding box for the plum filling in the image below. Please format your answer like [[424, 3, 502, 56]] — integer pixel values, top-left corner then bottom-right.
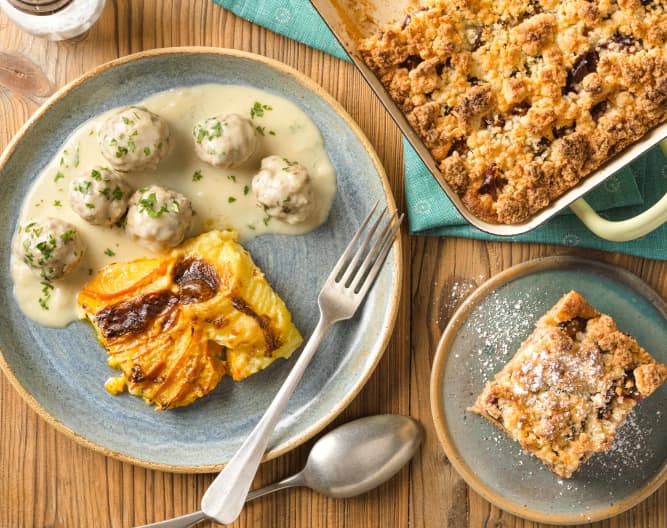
[[564, 50, 599, 93], [532, 137, 551, 156], [478, 164, 507, 200], [590, 100, 609, 122], [557, 316, 588, 339], [399, 55, 423, 70], [447, 137, 468, 157]]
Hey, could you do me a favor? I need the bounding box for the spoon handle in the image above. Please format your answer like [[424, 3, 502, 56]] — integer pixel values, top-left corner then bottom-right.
[[134, 473, 306, 528], [246, 472, 306, 502], [133, 510, 208, 528], [201, 315, 331, 524]]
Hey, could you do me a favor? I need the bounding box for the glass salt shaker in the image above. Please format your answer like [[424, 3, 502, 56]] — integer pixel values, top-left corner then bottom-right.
[[0, 0, 106, 40]]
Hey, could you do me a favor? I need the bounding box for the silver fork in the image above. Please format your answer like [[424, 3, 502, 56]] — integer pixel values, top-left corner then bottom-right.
[[135, 204, 402, 528], [199, 204, 402, 525]]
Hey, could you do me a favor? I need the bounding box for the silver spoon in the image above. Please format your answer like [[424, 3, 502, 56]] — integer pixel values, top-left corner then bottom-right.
[[136, 414, 423, 528]]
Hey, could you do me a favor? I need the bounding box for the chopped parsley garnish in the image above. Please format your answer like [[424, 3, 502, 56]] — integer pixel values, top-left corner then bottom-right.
[[60, 229, 75, 243], [58, 146, 79, 168], [243, 185, 250, 195], [256, 126, 265, 136], [227, 174, 236, 182], [122, 116, 134, 126], [90, 169, 102, 181], [112, 186, 124, 201], [228, 196, 236, 203], [262, 215, 271, 226], [250, 101, 273, 120], [25, 222, 40, 236], [269, 130, 276, 136], [210, 120, 222, 138], [104, 248, 115, 257], [138, 193, 179, 218], [53, 200, 62, 207], [194, 119, 222, 144], [144, 146, 151, 156], [35, 234, 57, 265], [85, 203, 95, 209], [75, 181, 92, 194], [194, 126, 208, 144], [38, 281, 54, 311], [192, 169, 203, 182], [282, 158, 299, 171], [54, 171, 65, 183], [247, 223, 256, 230], [115, 145, 128, 158], [138, 193, 160, 217]]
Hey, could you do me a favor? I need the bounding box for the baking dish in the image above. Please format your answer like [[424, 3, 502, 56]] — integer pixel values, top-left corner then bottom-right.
[[310, 0, 667, 241]]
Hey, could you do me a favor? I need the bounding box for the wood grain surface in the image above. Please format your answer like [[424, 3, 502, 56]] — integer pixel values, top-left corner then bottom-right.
[[1, 1, 666, 527]]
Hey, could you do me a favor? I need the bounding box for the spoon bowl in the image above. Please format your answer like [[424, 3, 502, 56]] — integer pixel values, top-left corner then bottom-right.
[[302, 414, 423, 498]]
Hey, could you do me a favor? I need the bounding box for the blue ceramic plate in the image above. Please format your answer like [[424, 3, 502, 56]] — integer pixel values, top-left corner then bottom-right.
[[431, 256, 667, 524], [0, 48, 401, 472]]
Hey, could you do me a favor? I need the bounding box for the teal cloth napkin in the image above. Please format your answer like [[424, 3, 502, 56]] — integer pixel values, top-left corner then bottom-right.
[[212, 0, 667, 260]]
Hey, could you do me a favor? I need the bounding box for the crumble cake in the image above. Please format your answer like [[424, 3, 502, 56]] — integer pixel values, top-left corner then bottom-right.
[[468, 290, 667, 478], [358, 0, 667, 224]]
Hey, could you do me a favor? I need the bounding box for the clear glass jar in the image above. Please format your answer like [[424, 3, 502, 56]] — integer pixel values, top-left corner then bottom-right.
[[0, 0, 106, 40]]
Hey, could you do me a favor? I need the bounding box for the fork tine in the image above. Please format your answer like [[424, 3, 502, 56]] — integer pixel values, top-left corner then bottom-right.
[[348, 209, 398, 291], [328, 201, 380, 281], [352, 213, 403, 296], [339, 206, 387, 286]]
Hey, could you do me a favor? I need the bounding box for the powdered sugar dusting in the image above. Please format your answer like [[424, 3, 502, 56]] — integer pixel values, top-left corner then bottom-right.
[[467, 287, 544, 380], [465, 286, 660, 487], [591, 411, 653, 478], [440, 276, 485, 328]]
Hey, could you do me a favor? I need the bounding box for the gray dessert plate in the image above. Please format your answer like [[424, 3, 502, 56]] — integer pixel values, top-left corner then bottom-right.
[[430, 256, 667, 525], [0, 48, 401, 472]]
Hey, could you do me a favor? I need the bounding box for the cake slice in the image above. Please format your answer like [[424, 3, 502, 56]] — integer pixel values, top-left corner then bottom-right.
[[469, 291, 667, 478]]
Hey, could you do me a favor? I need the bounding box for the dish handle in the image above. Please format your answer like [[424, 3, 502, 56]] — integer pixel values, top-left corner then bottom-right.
[[569, 139, 667, 242]]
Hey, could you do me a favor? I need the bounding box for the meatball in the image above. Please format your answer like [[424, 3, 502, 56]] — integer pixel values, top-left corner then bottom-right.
[[125, 185, 193, 251], [98, 106, 171, 172], [14, 217, 84, 280], [192, 113, 258, 168], [251, 155, 314, 224], [69, 166, 131, 226]]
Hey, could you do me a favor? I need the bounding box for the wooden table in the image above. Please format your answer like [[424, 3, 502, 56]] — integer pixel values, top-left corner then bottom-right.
[[1, 2, 665, 527]]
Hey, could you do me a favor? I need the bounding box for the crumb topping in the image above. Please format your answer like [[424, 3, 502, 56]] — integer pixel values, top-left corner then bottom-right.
[[469, 291, 667, 478], [359, 0, 667, 223]]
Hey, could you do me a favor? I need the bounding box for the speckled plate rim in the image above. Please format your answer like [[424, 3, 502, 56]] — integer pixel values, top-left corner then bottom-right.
[[430, 255, 667, 525], [0, 46, 402, 473]]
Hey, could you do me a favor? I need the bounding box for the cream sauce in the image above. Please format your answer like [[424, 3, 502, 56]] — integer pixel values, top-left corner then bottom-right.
[[11, 84, 337, 327]]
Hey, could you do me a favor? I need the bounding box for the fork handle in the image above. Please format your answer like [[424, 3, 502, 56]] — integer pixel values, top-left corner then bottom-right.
[[201, 314, 332, 524]]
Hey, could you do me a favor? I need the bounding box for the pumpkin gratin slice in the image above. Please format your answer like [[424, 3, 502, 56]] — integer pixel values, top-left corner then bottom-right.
[[78, 230, 303, 410]]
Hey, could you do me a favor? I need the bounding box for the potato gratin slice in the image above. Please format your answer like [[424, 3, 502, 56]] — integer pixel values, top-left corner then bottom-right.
[[78, 230, 303, 410]]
